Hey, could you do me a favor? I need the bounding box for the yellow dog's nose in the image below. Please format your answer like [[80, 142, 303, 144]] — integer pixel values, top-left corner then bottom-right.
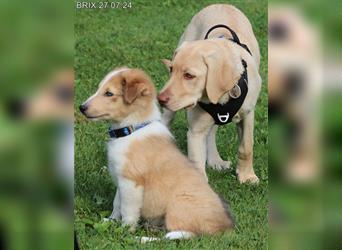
[[79, 104, 88, 114]]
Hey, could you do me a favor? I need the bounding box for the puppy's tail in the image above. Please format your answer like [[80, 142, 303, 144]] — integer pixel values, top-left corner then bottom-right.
[[138, 231, 194, 244]]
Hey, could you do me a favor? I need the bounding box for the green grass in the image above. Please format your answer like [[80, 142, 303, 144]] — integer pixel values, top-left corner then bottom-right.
[[75, 0, 268, 249]]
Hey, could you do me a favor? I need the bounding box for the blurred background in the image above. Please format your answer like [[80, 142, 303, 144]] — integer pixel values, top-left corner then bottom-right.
[[269, 0, 342, 249], [0, 0, 341, 249], [0, 0, 73, 249]]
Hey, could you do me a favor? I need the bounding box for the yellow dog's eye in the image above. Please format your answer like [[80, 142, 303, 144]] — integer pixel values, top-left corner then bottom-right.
[[184, 73, 195, 80]]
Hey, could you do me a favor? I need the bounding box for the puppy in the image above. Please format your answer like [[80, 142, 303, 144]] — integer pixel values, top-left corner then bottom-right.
[[79, 68, 234, 241], [157, 4, 262, 183]]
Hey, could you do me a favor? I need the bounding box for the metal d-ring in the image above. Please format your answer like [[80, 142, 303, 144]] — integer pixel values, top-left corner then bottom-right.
[[229, 85, 241, 99]]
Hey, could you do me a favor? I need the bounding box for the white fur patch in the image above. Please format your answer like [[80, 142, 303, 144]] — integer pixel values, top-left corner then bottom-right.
[[99, 67, 129, 88], [139, 236, 159, 244], [118, 177, 143, 226], [165, 231, 194, 240], [84, 67, 129, 103], [139, 231, 194, 244]]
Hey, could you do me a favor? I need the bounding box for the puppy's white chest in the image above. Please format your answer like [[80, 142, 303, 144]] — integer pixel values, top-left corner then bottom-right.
[[107, 138, 131, 178]]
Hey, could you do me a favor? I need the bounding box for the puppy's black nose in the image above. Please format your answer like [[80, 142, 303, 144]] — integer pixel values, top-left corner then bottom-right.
[[79, 104, 88, 114]]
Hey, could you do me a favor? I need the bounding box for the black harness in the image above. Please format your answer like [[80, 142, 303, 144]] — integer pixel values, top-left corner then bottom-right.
[[198, 24, 252, 125]]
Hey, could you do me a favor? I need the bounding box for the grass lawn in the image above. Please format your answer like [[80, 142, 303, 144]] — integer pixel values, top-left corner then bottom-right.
[[75, 0, 268, 249]]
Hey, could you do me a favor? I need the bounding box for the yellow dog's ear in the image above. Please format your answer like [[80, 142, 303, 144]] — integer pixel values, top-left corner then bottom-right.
[[161, 59, 172, 73], [162, 59, 172, 68], [203, 52, 242, 104], [162, 42, 188, 73]]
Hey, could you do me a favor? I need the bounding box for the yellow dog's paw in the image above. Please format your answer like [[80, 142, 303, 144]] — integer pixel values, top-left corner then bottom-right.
[[236, 169, 259, 184], [208, 160, 231, 171]]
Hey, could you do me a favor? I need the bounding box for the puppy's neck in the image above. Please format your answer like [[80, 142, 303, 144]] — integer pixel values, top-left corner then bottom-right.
[[111, 101, 161, 129]]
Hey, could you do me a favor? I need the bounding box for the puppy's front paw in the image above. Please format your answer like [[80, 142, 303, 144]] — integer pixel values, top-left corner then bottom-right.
[[208, 160, 231, 171], [109, 212, 121, 221], [122, 216, 139, 232], [102, 217, 112, 223], [122, 222, 137, 232], [236, 168, 259, 184], [103, 214, 121, 223]]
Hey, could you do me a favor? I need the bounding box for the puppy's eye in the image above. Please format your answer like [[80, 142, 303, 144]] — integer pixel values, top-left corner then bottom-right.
[[184, 73, 195, 80], [169, 66, 173, 73], [104, 91, 114, 97]]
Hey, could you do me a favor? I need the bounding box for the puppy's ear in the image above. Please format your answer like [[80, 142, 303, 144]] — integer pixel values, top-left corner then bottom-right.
[[122, 70, 153, 104], [203, 52, 242, 104], [122, 79, 138, 104]]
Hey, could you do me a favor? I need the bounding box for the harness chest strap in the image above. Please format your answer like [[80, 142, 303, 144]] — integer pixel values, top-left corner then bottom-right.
[[198, 60, 248, 125], [198, 24, 252, 125]]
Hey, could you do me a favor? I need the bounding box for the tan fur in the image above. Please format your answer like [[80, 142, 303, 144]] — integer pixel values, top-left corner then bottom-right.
[[82, 68, 155, 123], [158, 4, 262, 183], [202, 40, 243, 104], [81, 68, 234, 235], [160, 40, 244, 108], [123, 135, 233, 234]]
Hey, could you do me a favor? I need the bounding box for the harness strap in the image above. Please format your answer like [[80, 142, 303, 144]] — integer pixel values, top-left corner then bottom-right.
[[198, 60, 248, 125], [204, 24, 252, 56], [198, 24, 251, 125]]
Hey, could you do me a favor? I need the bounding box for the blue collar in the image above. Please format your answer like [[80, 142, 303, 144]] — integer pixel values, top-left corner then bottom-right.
[[108, 122, 151, 139]]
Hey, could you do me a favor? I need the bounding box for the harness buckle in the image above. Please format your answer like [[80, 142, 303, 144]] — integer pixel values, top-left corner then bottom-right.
[[217, 113, 230, 123]]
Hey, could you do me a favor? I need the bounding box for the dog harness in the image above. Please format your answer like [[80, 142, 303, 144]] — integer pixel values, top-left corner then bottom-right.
[[198, 24, 252, 125], [108, 122, 151, 139]]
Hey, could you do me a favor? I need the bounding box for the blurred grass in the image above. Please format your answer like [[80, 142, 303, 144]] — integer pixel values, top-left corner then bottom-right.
[[0, 0, 73, 249], [0, 0, 73, 99], [75, 0, 268, 249]]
